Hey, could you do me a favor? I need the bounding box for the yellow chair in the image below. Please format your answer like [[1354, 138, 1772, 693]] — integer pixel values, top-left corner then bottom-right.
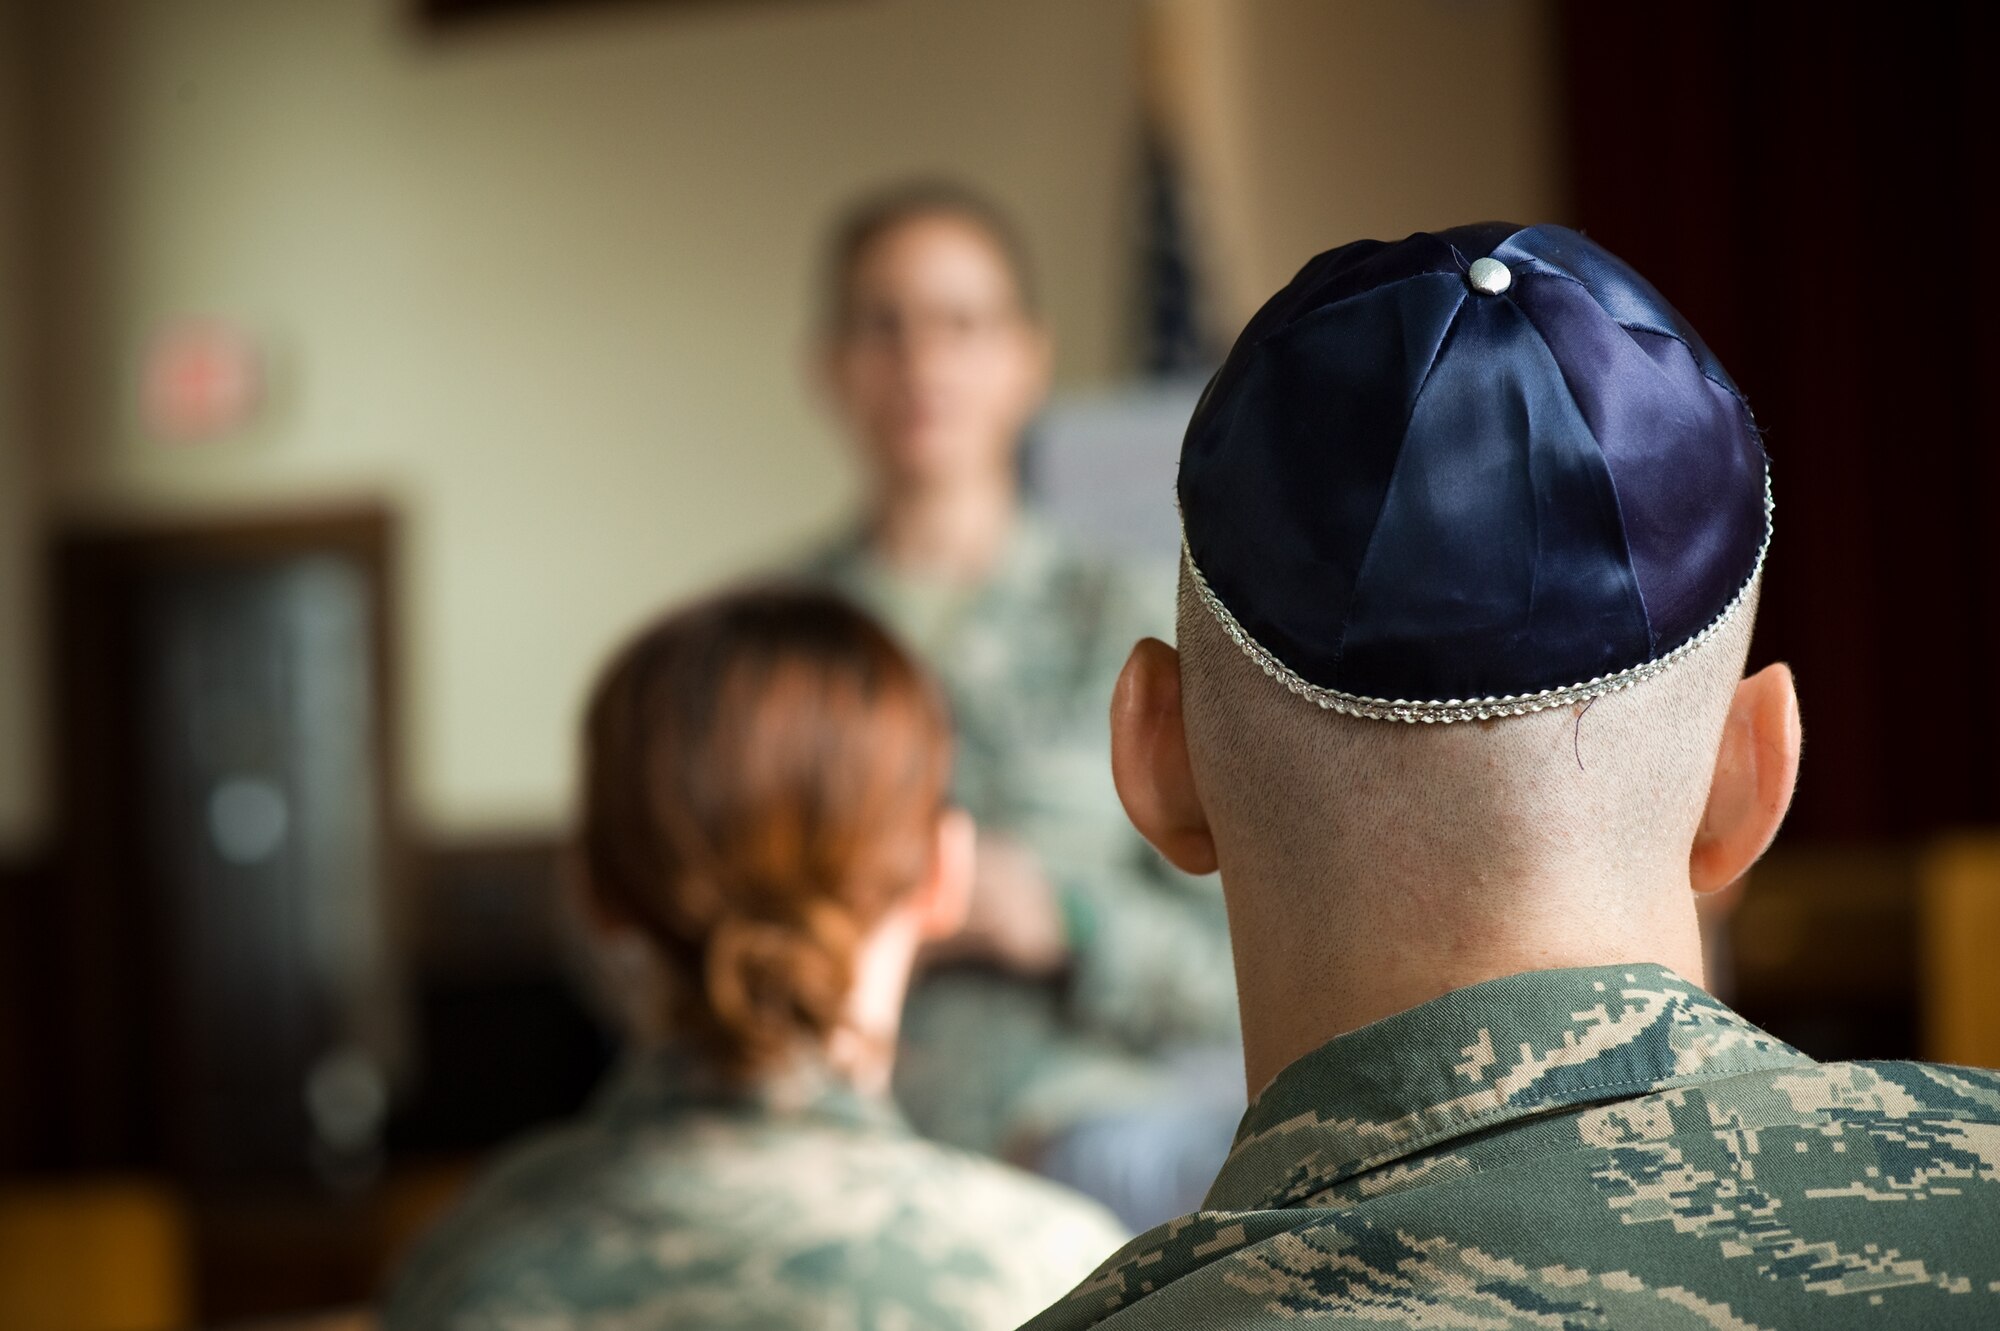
[[0, 1177, 193, 1331], [1920, 836, 2000, 1070]]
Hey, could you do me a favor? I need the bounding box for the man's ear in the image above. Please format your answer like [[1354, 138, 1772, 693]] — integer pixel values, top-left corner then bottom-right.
[[1691, 662, 1801, 894], [1110, 637, 1217, 875], [913, 807, 976, 942]]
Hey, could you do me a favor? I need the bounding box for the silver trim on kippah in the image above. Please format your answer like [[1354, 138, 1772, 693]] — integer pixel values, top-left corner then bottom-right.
[[1179, 468, 1775, 724]]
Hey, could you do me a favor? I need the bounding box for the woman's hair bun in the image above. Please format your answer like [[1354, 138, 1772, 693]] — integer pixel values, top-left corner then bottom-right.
[[578, 586, 951, 1081]]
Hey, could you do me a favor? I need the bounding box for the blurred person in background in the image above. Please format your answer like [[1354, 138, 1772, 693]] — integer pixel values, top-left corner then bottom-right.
[[798, 182, 1242, 1229], [385, 588, 1126, 1330]]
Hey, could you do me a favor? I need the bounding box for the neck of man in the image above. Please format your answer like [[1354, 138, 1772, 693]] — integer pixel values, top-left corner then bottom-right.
[[1219, 846, 1708, 1098], [866, 465, 1017, 584]]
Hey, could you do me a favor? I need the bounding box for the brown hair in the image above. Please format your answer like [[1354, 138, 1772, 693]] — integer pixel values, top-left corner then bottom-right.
[[579, 586, 953, 1081], [820, 179, 1040, 332]]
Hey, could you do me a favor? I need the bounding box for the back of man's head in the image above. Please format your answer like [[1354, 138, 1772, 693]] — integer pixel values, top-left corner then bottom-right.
[[1109, 225, 1798, 1069], [1064, 226, 1997, 1331], [1175, 567, 1758, 917]]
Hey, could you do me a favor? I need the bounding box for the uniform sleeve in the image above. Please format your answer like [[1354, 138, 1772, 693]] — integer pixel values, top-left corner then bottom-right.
[[1013, 556, 1239, 1051], [1052, 834, 1238, 1050]]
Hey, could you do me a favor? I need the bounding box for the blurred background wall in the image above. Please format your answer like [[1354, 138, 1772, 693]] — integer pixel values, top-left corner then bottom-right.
[[0, 0, 38, 860], [1161, 0, 1559, 328], [14, 0, 1557, 839]]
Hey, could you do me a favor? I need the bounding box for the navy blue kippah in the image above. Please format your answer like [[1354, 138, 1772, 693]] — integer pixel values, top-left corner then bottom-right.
[[1178, 222, 1771, 723]]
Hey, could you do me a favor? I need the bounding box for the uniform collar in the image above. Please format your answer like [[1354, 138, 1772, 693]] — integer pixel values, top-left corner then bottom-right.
[[1205, 963, 1813, 1212], [819, 506, 1065, 600], [589, 1044, 906, 1136]]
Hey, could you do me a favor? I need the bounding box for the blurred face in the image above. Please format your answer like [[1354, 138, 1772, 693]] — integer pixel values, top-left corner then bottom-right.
[[822, 213, 1051, 492]]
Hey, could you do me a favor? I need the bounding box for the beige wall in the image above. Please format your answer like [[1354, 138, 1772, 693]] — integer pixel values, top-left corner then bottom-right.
[[1162, 0, 1563, 334], [23, 0, 1561, 841], [32, 0, 1149, 837], [0, 0, 40, 855]]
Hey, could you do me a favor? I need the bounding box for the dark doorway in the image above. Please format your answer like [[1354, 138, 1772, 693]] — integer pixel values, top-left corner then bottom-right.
[[44, 509, 408, 1186]]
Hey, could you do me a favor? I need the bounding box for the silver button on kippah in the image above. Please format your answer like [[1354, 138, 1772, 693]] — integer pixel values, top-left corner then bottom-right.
[[1467, 256, 1512, 295]]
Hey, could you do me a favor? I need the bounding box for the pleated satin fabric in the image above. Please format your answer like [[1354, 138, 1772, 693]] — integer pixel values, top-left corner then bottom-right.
[[1179, 222, 1769, 711]]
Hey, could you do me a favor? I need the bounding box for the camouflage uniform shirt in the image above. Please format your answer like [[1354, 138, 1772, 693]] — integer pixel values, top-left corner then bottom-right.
[[1026, 964, 2000, 1329], [799, 515, 1238, 1154], [385, 1049, 1128, 1331]]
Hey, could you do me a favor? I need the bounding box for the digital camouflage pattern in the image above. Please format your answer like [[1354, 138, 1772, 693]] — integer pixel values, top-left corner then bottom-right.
[[1026, 964, 2000, 1330], [800, 515, 1238, 1155], [384, 1049, 1127, 1331]]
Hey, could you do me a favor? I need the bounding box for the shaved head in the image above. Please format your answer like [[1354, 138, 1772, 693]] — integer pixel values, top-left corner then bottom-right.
[[1176, 568, 1759, 922], [1135, 565, 1788, 1093]]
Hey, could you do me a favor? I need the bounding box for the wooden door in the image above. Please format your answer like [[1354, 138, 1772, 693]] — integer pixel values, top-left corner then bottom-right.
[[46, 510, 407, 1184]]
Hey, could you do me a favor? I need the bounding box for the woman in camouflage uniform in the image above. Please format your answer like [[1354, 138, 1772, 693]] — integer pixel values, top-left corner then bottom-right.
[[386, 588, 1125, 1330], [800, 184, 1242, 1229]]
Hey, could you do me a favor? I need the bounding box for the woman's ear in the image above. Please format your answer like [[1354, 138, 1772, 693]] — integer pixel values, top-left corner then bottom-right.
[[913, 807, 976, 942], [1691, 662, 1802, 894], [1110, 637, 1217, 876]]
